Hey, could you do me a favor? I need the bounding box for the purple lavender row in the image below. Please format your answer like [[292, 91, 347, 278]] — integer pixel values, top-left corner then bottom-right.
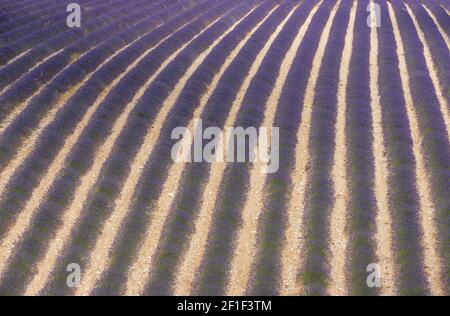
[[0, 0, 49, 21], [248, 0, 324, 295], [59, 0, 279, 296], [88, 1, 301, 296], [422, 0, 450, 38], [406, 0, 449, 103], [376, 0, 428, 296], [131, 0, 312, 296], [0, 0, 153, 101], [344, 0, 378, 295], [0, 0, 182, 174], [438, 0, 450, 11], [391, 0, 450, 294], [300, 0, 358, 296]]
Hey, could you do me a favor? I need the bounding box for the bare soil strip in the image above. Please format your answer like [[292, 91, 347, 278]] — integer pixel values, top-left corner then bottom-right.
[[171, 4, 295, 296], [0, 25, 177, 283], [369, 0, 396, 296], [422, 3, 450, 49], [405, 4, 450, 141], [388, 2, 444, 296], [280, 0, 340, 296], [73, 7, 259, 296], [225, 2, 320, 296], [23, 15, 218, 295], [328, 0, 356, 296]]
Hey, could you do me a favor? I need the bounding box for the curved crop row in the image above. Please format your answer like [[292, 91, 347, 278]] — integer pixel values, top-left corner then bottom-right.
[[140, 0, 307, 296], [0, 0, 58, 23], [194, 0, 316, 296], [0, 0, 186, 206], [39, 0, 246, 296], [375, 0, 428, 296], [422, 0, 450, 39], [344, 0, 379, 295]]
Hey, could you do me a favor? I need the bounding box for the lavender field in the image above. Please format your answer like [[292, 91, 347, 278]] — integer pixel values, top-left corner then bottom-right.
[[0, 0, 448, 296]]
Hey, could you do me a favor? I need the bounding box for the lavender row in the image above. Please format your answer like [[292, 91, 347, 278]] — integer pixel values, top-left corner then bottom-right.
[[376, 0, 428, 296], [422, 0, 450, 38], [247, 0, 327, 296], [0, 0, 238, 296], [0, 0, 210, 256], [296, 0, 352, 296], [89, 1, 301, 297], [344, 0, 378, 296], [0, 0, 153, 100], [438, 0, 450, 11], [0, 0, 47, 22], [127, 0, 282, 296], [406, 0, 449, 102], [191, 0, 319, 295], [0, 0, 178, 176], [391, 0, 450, 295], [87, 0, 296, 296]]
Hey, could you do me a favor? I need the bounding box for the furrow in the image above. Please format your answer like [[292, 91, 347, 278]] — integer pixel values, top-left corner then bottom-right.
[[369, 0, 396, 296], [328, 0, 357, 296]]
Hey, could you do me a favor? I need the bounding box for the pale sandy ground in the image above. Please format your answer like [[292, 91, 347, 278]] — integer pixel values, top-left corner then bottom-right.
[[369, 0, 396, 296], [328, 0, 357, 296]]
